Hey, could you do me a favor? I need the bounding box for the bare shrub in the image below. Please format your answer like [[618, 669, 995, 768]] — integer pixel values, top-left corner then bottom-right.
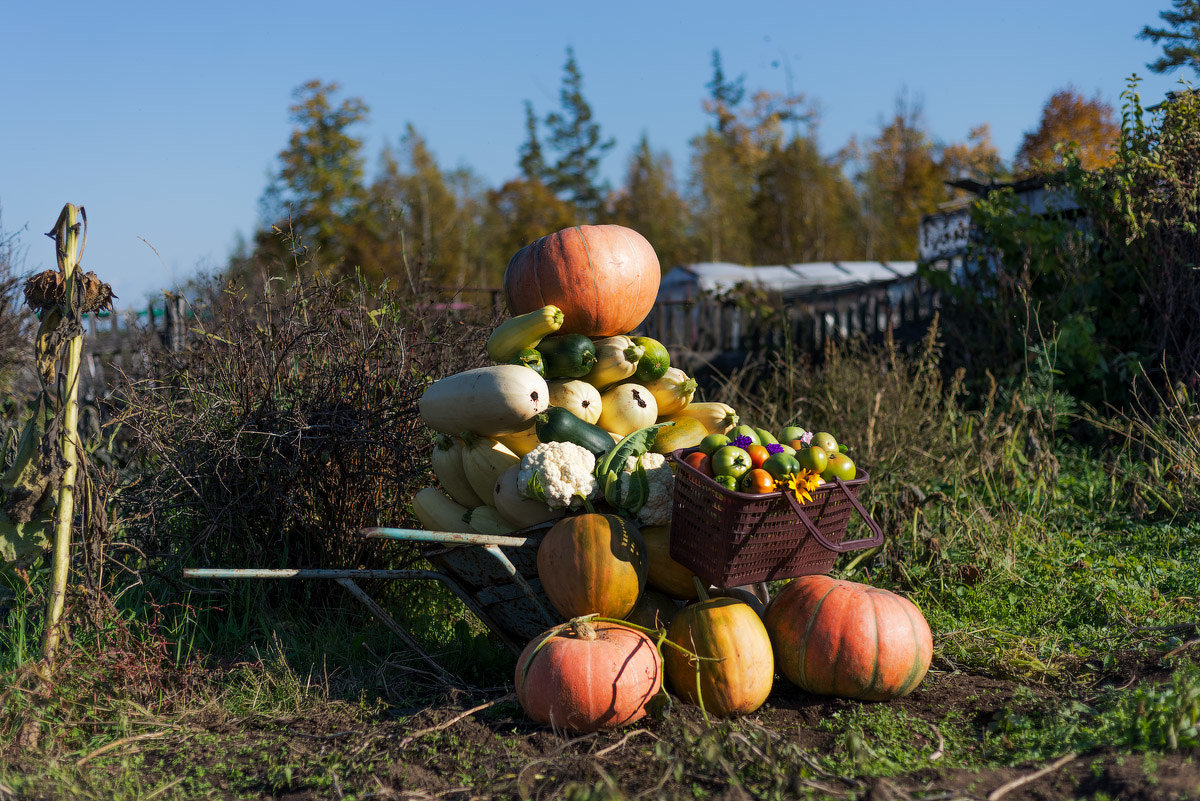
[[0, 210, 36, 396], [114, 269, 492, 581]]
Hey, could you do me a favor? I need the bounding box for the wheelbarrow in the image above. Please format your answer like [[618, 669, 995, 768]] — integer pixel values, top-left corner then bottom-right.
[[181, 525, 563, 684]]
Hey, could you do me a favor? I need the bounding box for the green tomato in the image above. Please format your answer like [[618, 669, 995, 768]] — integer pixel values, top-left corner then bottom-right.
[[795, 446, 829, 474], [728, 425, 760, 447], [811, 431, 838, 454], [779, 425, 807, 443], [714, 475, 738, 492], [698, 433, 731, 455], [762, 452, 801, 481], [711, 445, 752, 479], [821, 453, 857, 482]]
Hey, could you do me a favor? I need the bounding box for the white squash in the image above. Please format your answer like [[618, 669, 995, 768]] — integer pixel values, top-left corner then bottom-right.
[[430, 434, 484, 507], [584, 336, 644, 390], [598, 383, 658, 436], [547, 379, 603, 425], [419, 364, 549, 436], [645, 367, 698, 419], [494, 424, 541, 457], [461, 435, 521, 502], [464, 505, 517, 536], [493, 466, 564, 529], [412, 487, 473, 533]]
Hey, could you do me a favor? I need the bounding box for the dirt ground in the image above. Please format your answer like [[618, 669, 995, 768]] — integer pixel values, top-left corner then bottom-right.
[[79, 648, 1194, 801]]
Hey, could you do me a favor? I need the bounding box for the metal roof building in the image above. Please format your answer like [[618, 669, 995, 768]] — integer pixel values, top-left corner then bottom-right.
[[657, 261, 920, 302]]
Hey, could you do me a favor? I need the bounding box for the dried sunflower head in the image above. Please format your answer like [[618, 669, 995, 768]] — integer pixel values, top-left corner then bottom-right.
[[23, 270, 117, 313]]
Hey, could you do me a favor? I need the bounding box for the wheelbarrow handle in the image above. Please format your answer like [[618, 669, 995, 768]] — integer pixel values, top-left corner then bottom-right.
[[782, 479, 884, 553], [359, 526, 542, 549]]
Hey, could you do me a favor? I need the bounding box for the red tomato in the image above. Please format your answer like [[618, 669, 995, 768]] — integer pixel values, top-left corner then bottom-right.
[[746, 443, 770, 469], [683, 450, 713, 477], [739, 468, 776, 494]]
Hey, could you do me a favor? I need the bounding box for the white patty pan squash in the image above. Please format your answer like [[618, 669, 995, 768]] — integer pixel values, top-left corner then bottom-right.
[[598, 383, 659, 436]]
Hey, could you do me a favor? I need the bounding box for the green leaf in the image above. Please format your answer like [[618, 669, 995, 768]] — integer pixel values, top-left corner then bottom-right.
[[620, 456, 651, 516], [0, 513, 52, 567], [594, 422, 672, 482], [595, 424, 669, 516], [523, 470, 549, 504]]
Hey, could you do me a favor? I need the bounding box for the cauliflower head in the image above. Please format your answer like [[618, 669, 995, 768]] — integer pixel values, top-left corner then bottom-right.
[[616, 452, 675, 526], [517, 441, 598, 510]]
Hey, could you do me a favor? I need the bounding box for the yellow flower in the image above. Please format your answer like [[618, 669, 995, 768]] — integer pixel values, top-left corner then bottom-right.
[[786, 469, 823, 505]]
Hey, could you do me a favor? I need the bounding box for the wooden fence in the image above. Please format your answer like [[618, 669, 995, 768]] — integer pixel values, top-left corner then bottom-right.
[[635, 274, 938, 370], [62, 274, 938, 398], [70, 295, 188, 400]]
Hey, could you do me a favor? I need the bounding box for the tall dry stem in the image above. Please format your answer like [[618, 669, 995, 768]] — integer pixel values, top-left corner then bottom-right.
[[41, 203, 86, 669]]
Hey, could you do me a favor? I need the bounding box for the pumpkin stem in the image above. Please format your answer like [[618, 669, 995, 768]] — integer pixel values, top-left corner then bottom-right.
[[588, 616, 722, 663], [692, 575, 710, 602], [569, 618, 598, 640]]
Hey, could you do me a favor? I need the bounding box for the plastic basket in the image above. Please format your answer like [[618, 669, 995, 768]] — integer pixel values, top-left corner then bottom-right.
[[668, 448, 884, 587]]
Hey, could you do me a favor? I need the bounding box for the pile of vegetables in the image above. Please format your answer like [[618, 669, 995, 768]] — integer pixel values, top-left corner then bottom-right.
[[412, 223, 932, 732], [414, 224, 723, 534]]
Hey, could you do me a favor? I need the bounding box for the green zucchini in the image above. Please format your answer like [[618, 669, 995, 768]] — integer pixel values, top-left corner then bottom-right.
[[538, 333, 598, 379], [535, 406, 614, 458]]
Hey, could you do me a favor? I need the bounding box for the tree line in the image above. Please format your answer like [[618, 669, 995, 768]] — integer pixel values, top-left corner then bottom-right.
[[236, 48, 1121, 291]]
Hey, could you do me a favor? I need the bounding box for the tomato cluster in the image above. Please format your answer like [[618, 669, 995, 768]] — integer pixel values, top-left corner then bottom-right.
[[681, 423, 857, 494]]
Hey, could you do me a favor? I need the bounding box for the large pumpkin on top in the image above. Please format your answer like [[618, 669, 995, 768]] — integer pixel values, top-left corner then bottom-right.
[[765, 576, 933, 701], [504, 225, 661, 337]]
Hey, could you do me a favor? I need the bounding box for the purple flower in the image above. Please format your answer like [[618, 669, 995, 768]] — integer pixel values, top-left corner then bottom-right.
[[766, 443, 784, 454], [731, 435, 754, 449], [800, 431, 814, 446]]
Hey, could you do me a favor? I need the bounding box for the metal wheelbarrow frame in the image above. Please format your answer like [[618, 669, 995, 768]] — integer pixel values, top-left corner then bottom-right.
[[181, 525, 562, 683]]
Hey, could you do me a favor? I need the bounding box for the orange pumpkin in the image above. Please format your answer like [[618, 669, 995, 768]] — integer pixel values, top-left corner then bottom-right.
[[640, 525, 701, 601], [504, 225, 661, 337], [624, 587, 681, 630], [765, 576, 932, 701], [663, 588, 774, 717], [536, 513, 647, 619], [515, 620, 662, 733]]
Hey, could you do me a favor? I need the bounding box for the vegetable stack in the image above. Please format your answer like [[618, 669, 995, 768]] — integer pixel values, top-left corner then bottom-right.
[[410, 223, 928, 734], [414, 223, 717, 534]]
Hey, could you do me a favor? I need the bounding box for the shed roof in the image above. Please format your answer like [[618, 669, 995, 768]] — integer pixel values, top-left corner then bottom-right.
[[658, 261, 918, 301]]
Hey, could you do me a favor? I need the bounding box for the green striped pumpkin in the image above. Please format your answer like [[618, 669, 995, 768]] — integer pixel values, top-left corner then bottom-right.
[[764, 576, 932, 701]]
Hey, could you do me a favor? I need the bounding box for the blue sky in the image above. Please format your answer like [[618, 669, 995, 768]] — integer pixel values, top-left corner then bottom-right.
[[0, 1, 1187, 306]]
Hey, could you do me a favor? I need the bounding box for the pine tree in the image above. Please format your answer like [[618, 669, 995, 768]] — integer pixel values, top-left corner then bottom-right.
[[542, 48, 615, 220], [1139, 0, 1200, 74], [517, 101, 547, 182], [752, 135, 862, 264], [705, 49, 745, 137], [259, 80, 369, 268]]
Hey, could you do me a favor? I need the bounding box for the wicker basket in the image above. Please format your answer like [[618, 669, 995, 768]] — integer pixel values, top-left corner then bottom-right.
[[668, 448, 884, 587]]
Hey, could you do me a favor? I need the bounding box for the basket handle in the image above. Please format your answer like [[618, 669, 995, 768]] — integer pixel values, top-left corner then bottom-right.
[[782, 478, 884, 553]]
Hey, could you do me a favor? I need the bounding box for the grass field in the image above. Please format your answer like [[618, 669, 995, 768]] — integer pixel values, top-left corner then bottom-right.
[[2, 326, 1198, 800]]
